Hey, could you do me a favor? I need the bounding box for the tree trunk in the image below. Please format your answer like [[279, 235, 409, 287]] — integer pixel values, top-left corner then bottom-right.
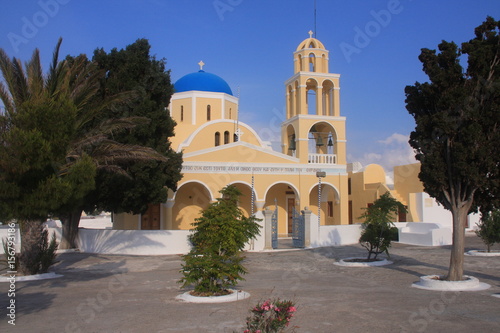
[[18, 219, 44, 275], [59, 209, 83, 249], [446, 202, 472, 281]]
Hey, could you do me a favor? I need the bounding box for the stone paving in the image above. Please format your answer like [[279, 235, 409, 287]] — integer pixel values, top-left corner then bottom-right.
[[1, 233, 499, 332]]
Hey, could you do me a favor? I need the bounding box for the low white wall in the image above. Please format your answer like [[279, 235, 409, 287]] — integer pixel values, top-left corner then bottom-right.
[[398, 222, 452, 246], [313, 224, 363, 247], [0, 225, 21, 253], [77, 229, 192, 255]]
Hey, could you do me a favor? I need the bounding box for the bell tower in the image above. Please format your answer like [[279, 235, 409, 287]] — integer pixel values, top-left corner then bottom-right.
[[281, 31, 346, 166]]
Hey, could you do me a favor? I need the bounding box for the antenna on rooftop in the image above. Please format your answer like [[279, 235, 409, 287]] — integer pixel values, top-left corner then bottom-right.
[[235, 86, 240, 141], [314, 0, 317, 38]]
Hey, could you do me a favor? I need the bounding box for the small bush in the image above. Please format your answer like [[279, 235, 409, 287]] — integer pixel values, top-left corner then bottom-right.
[[358, 192, 406, 260], [179, 185, 261, 295], [475, 210, 500, 252], [18, 222, 58, 275], [39, 230, 58, 273]]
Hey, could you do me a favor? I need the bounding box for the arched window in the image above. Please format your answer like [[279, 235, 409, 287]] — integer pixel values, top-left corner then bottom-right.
[[309, 53, 316, 72], [307, 89, 317, 115], [224, 131, 230, 144], [229, 108, 232, 119], [180, 105, 184, 122], [207, 105, 211, 121], [215, 132, 220, 146]]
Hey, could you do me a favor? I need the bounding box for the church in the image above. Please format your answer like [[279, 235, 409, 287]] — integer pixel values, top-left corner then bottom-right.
[[109, 32, 475, 248], [113, 32, 350, 234]]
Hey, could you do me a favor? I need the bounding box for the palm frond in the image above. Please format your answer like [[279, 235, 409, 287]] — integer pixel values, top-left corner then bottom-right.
[[0, 49, 21, 109], [91, 141, 168, 166], [11, 57, 29, 106], [27, 48, 44, 98], [0, 81, 14, 116]]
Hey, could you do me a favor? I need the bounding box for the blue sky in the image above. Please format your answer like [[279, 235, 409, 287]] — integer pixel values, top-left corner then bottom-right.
[[1, 0, 499, 172]]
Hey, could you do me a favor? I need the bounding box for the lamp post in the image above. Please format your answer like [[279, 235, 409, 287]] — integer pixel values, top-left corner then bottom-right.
[[316, 171, 326, 227]]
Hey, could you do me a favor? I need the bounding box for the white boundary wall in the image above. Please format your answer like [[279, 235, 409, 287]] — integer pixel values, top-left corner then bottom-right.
[[77, 229, 192, 255]]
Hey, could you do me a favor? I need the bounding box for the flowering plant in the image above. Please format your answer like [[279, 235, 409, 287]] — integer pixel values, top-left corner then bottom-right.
[[244, 299, 297, 333]]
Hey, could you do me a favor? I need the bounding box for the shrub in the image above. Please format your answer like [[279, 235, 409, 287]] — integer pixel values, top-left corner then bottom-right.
[[17, 222, 58, 275], [244, 299, 297, 333], [179, 185, 261, 295], [475, 209, 500, 252], [358, 192, 406, 260]]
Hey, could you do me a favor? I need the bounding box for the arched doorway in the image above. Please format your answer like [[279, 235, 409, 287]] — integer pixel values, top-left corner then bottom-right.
[[309, 182, 340, 225], [172, 182, 212, 230], [264, 183, 300, 236]]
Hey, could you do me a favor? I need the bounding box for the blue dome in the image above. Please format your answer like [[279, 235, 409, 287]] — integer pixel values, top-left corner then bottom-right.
[[174, 70, 233, 95]]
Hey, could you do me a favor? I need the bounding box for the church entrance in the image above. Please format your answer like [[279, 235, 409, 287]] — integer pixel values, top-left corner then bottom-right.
[[141, 204, 160, 230]]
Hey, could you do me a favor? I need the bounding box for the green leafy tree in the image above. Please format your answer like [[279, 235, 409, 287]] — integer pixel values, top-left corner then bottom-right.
[[358, 192, 405, 260], [57, 39, 182, 249], [475, 210, 500, 252], [88, 39, 183, 214], [405, 17, 499, 280], [179, 185, 261, 295]]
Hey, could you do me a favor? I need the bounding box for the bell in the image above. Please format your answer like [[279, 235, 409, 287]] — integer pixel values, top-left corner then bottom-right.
[[288, 135, 296, 150], [316, 135, 324, 147], [327, 136, 333, 147]]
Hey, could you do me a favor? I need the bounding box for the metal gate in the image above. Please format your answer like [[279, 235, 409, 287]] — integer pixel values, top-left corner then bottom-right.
[[271, 203, 278, 249], [292, 208, 305, 248]]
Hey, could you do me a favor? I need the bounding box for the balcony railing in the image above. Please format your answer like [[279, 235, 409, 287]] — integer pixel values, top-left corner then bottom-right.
[[308, 153, 337, 164]]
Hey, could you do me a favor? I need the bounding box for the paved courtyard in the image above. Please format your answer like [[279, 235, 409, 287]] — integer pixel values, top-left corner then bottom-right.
[[1, 233, 499, 332]]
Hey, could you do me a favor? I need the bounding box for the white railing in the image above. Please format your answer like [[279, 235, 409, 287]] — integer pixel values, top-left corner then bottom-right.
[[308, 153, 337, 164]]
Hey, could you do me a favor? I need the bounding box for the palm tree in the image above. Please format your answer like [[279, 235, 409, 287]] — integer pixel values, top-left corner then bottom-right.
[[0, 38, 169, 258]]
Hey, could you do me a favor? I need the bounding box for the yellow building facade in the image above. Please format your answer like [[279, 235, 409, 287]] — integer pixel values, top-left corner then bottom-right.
[[113, 32, 349, 234]]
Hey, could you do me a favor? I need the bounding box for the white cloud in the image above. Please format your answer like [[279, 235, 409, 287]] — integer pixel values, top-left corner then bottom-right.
[[378, 133, 409, 145], [349, 133, 417, 172]]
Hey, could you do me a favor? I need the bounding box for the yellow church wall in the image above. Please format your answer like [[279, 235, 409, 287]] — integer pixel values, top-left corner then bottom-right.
[[348, 165, 389, 224], [363, 164, 386, 184], [224, 100, 238, 120], [393, 163, 424, 222], [185, 145, 297, 164], [171, 96, 193, 124], [394, 163, 423, 199], [196, 97, 222, 121]]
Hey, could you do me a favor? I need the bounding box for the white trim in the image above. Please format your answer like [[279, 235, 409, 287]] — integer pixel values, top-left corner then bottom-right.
[[222, 97, 226, 119], [308, 181, 341, 202], [174, 180, 215, 202], [284, 72, 341, 86], [281, 115, 346, 127], [171, 90, 239, 104], [192, 95, 196, 125]]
